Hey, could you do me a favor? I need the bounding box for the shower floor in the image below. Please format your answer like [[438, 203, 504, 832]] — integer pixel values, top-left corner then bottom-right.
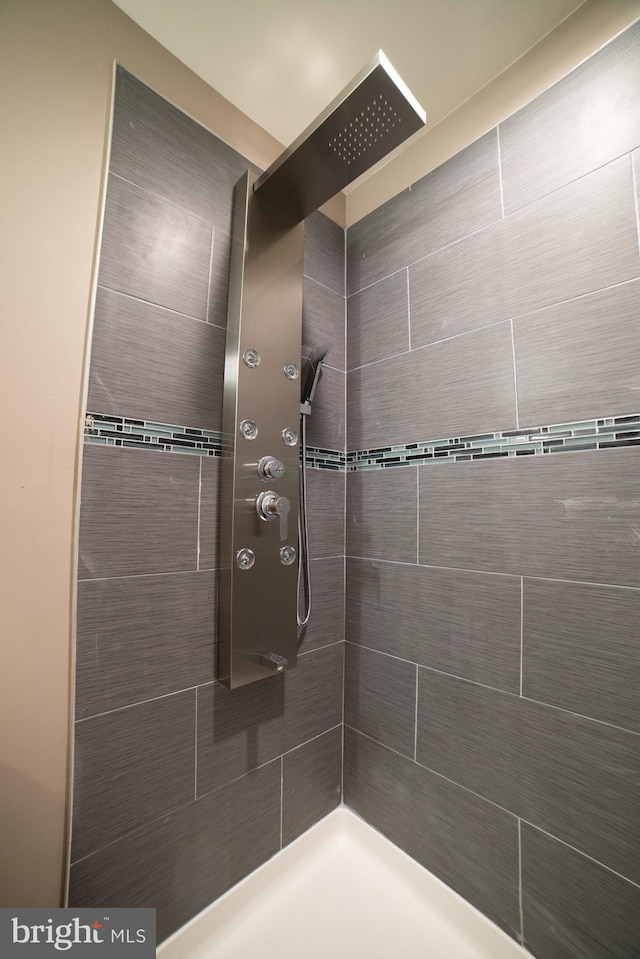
[[157, 807, 526, 959]]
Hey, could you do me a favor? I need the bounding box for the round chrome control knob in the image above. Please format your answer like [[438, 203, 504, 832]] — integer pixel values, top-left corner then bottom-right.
[[258, 456, 286, 482]]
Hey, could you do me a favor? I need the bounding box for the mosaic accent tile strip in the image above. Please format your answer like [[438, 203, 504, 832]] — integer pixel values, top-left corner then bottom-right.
[[83, 414, 346, 469], [85, 412, 640, 470], [84, 413, 223, 456], [305, 446, 347, 470], [346, 414, 640, 470]]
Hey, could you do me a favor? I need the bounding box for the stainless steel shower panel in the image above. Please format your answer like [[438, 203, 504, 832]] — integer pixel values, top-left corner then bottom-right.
[[219, 170, 304, 688], [254, 51, 426, 224]]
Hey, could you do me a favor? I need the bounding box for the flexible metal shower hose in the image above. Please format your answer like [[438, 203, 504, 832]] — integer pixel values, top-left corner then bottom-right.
[[297, 411, 312, 630]]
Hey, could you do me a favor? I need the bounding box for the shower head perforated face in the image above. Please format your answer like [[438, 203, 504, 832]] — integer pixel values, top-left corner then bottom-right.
[[254, 51, 426, 224]]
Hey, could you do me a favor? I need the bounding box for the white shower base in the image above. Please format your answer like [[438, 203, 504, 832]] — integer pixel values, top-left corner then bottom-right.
[[157, 807, 527, 959]]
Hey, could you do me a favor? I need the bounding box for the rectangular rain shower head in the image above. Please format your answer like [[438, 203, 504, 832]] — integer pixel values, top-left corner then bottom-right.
[[253, 50, 426, 223]]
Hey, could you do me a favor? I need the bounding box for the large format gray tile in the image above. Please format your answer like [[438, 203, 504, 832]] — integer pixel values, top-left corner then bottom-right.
[[523, 578, 640, 733], [348, 322, 516, 449], [99, 174, 212, 320], [521, 823, 640, 959], [417, 670, 520, 815], [297, 557, 344, 653], [282, 726, 342, 846], [69, 761, 280, 943], [207, 227, 232, 329], [409, 157, 640, 348], [513, 280, 640, 427], [418, 447, 640, 587], [347, 131, 502, 295], [345, 643, 416, 758], [72, 690, 195, 861], [78, 446, 200, 578], [110, 67, 255, 236], [306, 366, 345, 451], [76, 571, 215, 719], [347, 467, 417, 563], [198, 456, 220, 569], [196, 644, 343, 796], [303, 276, 345, 372], [307, 468, 345, 559], [343, 728, 520, 939], [500, 20, 640, 214], [88, 287, 225, 429], [416, 668, 640, 885], [304, 211, 345, 296], [347, 270, 409, 370], [346, 559, 521, 692]]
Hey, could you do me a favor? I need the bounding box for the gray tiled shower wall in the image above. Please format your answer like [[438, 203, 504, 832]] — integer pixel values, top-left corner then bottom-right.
[[72, 20, 640, 956], [344, 19, 640, 959], [70, 67, 346, 941]]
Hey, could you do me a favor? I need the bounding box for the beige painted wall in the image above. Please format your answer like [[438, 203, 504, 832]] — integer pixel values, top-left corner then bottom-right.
[[0, 0, 637, 908]]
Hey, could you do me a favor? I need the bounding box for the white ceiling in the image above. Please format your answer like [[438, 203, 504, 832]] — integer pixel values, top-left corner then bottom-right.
[[113, 0, 586, 151]]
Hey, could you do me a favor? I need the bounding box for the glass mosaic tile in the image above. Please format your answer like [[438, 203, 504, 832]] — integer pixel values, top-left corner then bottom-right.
[[85, 411, 640, 471]]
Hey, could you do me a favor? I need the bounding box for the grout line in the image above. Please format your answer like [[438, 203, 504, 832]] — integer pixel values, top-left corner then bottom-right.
[[413, 665, 419, 762], [523, 574, 640, 592], [309, 553, 345, 561], [520, 819, 640, 892], [96, 284, 216, 327], [416, 468, 420, 564], [349, 150, 640, 301], [281, 724, 343, 759], [496, 124, 506, 218], [347, 346, 412, 375], [348, 270, 640, 363], [341, 632, 346, 801], [343, 640, 640, 737], [280, 756, 284, 850], [518, 819, 524, 944], [346, 264, 408, 301], [70, 754, 283, 867], [347, 722, 640, 894], [346, 318, 509, 373], [347, 725, 640, 893], [194, 689, 198, 801], [204, 225, 215, 322], [298, 639, 345, 658], [108, 170, 217, 228], [520, 577, 524, 697], [303, 272, 344, 298], [78, 568, 217, 584], [510, 319, 520, 429], [345, 724, 519, 819], [344, 724, 417, 768], [341, 721, 345, 804], [75, 685, 199, 723], [344, 640, 515, 694], [406, 267, 412, 351], [343, 556, 640, 593], [631, 154, 640, 259], [196, 458, 202, 570], [519, 694, 640, 736]]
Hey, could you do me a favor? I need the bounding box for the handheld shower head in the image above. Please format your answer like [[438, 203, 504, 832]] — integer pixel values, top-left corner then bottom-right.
[[301, 345, 331, 408]]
